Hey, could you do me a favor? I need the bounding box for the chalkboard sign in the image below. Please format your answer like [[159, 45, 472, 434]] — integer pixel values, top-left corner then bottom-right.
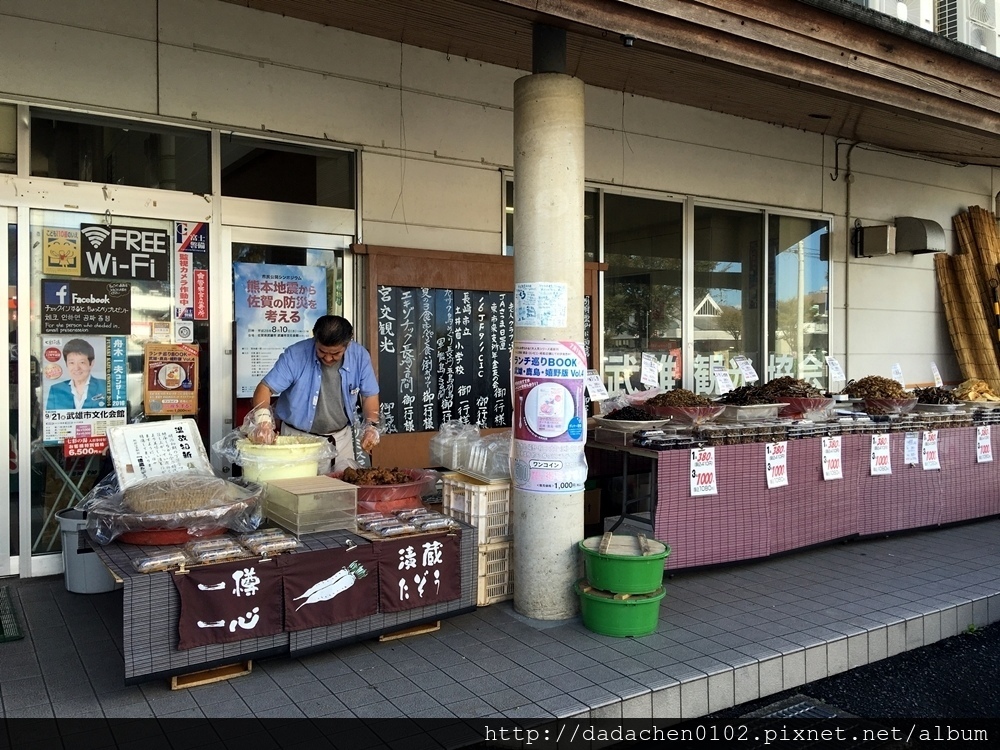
[[377, 285, 514, 434]]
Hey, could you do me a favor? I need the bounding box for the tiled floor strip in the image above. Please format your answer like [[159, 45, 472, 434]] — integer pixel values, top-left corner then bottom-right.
[[1, 517, 999, 720]]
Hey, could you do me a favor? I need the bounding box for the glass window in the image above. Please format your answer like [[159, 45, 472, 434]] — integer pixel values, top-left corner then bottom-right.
[[692, 206, 764, 395], [30, 110, 210, 193], [220, 135, 355, 209], [767, 215, 830, 388], [603, 194, 684, 393]]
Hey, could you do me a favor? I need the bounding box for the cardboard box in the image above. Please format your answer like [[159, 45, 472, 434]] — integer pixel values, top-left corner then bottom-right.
[[584, 489, 602, 524]]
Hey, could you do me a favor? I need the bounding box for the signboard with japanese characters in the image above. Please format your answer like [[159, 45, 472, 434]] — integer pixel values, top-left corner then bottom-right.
[[173, 222, 209, 323], [233, 263, 327, 397], [280, 546, 378, 631], [106, 418, 214, 489], [144, 343, 199, 416], [174, 558, 283, 650], [41, 334, 128, 446], [42, 279, 131, 335], [377, 533, 461, 613], [42, 227, 82, 276]]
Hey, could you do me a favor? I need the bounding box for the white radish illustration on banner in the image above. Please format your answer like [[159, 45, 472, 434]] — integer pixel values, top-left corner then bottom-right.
[[293, 561, 368, 611]]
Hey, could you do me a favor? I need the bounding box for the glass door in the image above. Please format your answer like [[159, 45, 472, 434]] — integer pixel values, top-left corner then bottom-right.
[[1, 206, 14, 576], [214, 226, 352, 466]]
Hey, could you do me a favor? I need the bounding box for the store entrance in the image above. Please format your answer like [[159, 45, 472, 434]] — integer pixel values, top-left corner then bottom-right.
[[2, 206, 14, 577], [218, 226, 352, 460]]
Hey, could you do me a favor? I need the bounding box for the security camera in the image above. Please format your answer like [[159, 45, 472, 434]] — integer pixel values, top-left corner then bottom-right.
[[621, 34, 635, 47]]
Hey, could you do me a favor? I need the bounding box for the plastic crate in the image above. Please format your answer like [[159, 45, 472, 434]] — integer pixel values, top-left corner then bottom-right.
[[478, 540, 513, 606], [442, 472, 512, 545]]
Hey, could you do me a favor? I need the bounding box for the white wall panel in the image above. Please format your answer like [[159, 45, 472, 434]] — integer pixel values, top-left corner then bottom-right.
[[158, 46, 400, 146], [0, 14, 156, 111], [361, 221, 499, 254], [400, 93, 512, 167], [0, 0, 155, 38], [160, 0, 401, 84], [362, 151, 501, 243], [587, 129, 823, 208]]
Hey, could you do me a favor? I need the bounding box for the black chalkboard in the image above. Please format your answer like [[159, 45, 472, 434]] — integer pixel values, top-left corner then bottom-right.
[[377, 285, 514, 433]]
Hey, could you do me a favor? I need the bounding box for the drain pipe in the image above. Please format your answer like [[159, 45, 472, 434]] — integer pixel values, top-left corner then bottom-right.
[[511, 24, 587, 620]]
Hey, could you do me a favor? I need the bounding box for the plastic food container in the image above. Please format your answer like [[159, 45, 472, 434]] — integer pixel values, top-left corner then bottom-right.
[[777, 397, 835, 421], [238, 436, 329, 482], [575, 580, 666, 637], [647, 405, 725, 425], [864, 397, 918, 415], [578, 534, 670, 594]]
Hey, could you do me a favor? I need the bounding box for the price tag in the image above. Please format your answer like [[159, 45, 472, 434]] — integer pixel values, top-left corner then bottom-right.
[[765, 441, 788, 489], [977, 425, 993, 463], [640, 352, 659, 388], [903, 432, 920, 465], [584, 369, 609, 401], [733, 355, 759, 384], [921, 430, 940, 470], [930, 362, 943, 389], [891, 363, 905, 388], [712, 366, 734, 395], [690, 447, 718, 496], [825, 356, 846, 382], [821, 436, 842, 481], [870, 433, 892, 476]]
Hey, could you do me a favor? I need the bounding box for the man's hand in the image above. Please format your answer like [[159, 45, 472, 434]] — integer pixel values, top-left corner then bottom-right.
[[251, 420, 276, 445], [360, 424, 380, 453]]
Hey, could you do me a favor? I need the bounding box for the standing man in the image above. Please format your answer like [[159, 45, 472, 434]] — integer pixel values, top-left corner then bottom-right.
[[250, 315, 381, 473]]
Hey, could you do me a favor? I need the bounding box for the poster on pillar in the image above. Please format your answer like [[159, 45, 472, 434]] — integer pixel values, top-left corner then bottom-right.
[[511, 340, 588, 493]]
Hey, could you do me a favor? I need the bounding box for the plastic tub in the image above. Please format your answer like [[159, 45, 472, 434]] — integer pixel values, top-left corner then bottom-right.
[[238, 436, 328, 482], [578, 534, 670, 594], [575, 580, 665, 637]]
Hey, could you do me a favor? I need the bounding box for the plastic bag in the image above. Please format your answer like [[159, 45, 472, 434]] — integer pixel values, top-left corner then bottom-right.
[[428, 420, 481, 469], [466, 431, 512, 480], [212, 421, 335, 470], [78, 470, 265, 545]]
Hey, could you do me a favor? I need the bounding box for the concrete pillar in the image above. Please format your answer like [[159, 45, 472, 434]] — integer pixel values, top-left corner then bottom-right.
[[511, 71, 587, 620]]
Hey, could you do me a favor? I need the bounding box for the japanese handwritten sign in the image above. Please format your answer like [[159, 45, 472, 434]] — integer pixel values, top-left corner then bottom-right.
[[377, 533, 460, 613], [174, 558, 282, 650], [106, 418, 213, 489]]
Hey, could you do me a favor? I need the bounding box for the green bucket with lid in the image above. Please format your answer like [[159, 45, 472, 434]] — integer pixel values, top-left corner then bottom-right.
[[578, 533, 670, 594], [575, 580, 665, 637]]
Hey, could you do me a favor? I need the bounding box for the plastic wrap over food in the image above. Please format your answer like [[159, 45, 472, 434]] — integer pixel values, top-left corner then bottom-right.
[[212, 425, 335, 469], [79, 472, 264, 545], [599, 392, 632, 416]]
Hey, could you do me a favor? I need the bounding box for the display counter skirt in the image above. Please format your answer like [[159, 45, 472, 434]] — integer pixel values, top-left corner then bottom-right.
[[94, 525, 478, 683], [626, 427, 1000, 570]]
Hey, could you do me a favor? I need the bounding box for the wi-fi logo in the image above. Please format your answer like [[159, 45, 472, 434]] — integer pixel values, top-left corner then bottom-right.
[[81, 225, 110, 249]]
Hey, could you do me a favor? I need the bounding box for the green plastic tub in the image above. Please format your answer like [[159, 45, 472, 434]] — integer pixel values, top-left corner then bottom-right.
[[578, 534, 670, 594], [575, 580, 665, 637]]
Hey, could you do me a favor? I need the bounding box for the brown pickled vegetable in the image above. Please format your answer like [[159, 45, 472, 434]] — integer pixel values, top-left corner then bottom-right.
[[717, 377, 821, 405], [646, 389, 713, 407], [913, 386, 958, 405], [341, 467, 414, 485], [842, 376, 911, 399]]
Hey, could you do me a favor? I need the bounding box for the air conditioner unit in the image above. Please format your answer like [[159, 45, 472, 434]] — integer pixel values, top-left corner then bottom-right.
[[938, 0, 1000, 54], [865, 0, 935, 30]]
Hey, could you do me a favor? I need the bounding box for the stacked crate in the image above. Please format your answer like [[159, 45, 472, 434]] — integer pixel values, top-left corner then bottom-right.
[[441, 472, 513, 605]]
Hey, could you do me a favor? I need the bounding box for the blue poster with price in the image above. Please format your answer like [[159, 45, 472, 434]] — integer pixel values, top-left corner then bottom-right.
[[233, 263, 327, 397]]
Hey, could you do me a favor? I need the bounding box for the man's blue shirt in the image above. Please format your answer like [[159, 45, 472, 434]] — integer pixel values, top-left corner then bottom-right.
[[262, 338, 379, 432]]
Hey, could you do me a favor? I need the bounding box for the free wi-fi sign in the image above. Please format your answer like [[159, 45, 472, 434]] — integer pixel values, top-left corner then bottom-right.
[[80, 223, 170, 281]]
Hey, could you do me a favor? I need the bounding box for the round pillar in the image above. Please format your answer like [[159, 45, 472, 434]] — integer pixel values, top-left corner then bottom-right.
[[511, 72, 586, 620]]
